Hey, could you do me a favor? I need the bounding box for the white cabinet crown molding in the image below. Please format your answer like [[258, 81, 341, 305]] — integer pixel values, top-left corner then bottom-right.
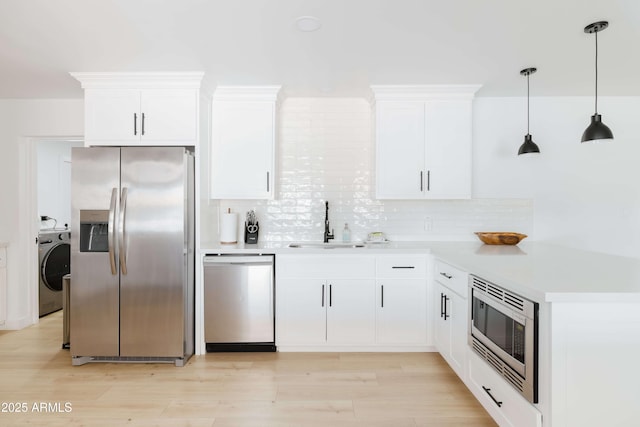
[[70, 72, 205, 89], [370, 84, 482, 102], [213, 86, 282, 103]]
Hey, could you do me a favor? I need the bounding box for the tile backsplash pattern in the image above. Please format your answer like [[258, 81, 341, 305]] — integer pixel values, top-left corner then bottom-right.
[[215, 98, 532, 243]]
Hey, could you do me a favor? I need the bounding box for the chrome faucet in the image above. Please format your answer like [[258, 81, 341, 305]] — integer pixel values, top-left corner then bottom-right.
[[323, 201, 334, 243]]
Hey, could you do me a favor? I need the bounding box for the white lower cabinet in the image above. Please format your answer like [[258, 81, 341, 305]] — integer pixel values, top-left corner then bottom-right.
[[375, 255, 428, 345], [434, 281, 467, 377], [326, 279, 375, 345], [277, 278, 327, 345], [277, 277, 375, 345], [433, 260, 468, 379], [468, 350, 542, 427], [276, 254, 429, 350], [276, 255, 376, 348]]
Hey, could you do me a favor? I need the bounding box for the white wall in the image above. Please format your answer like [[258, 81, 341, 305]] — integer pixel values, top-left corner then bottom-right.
[[0, 99, 83, 329], [37, 140, 83, 230], [475, 96, 640, 258]]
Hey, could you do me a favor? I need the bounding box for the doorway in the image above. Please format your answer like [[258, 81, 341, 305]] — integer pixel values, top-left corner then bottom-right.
[[21, 137, 82, 325], [37, 140, 83, 231]]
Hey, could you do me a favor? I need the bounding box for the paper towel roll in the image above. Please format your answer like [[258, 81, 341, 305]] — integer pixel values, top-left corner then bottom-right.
[[220, 213, 238, 244]]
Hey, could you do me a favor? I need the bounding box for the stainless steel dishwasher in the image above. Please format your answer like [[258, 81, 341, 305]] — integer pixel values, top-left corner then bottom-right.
[[203, 255, 275, 352]]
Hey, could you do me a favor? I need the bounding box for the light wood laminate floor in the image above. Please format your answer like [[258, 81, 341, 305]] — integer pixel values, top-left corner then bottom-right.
[[0, 312, 496, 426]]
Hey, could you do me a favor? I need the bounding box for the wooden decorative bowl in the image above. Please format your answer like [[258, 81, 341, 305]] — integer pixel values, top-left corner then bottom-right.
[[475, 232, 527, 246]]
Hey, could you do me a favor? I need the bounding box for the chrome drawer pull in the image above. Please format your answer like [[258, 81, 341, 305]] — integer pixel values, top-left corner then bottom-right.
[[439, 272, 453, 279]]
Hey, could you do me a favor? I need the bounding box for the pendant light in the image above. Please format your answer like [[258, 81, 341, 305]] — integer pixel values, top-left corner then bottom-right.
[[518, 67, 540, 155], [581, 21, 614, 143]]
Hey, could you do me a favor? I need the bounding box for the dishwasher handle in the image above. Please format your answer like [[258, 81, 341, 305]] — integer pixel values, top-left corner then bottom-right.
[[204, 255, 273, 266]]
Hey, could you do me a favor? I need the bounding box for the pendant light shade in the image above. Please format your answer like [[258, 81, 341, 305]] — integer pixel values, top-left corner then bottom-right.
[[582, 21, 613, 143], [518, 67, 540, 156], [582, 113, 614, 142], [518, 134, 540, 155]]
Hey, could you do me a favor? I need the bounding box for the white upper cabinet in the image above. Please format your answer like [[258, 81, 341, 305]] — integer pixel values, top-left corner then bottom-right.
[[371, 85, 480, 199], [71, 72, 204, 147], [209, 86, 280, 200]]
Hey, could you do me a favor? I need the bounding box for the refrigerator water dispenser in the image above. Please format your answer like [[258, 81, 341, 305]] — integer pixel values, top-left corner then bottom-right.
[[79, 210, 109, 252]]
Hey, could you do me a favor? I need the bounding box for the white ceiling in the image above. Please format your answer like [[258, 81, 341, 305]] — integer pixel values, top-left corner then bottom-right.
[[1, 0, 639, 99]]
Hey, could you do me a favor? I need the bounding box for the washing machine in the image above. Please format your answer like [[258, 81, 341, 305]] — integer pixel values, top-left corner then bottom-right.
[[39, 229, 70, 317]]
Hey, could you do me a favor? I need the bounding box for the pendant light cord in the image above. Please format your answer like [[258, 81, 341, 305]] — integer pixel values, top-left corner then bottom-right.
[[594, 30, 599, 114], [527, 73, 530, 134]]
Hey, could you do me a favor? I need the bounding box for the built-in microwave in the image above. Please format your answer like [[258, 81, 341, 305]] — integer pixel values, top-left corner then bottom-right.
[[469, 274, 539, 403]]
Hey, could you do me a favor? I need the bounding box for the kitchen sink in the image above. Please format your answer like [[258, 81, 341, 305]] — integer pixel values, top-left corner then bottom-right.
[[288, 242, 366, 249]]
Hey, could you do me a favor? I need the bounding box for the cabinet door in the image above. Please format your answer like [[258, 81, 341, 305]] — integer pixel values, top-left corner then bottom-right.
[[376, 279, 428, 344], [424, 100, 472, 199], [326, 279, 375, 345], [434, 281, 468, 379], [140, 89, 198, 145], [448, 290, 467, 377], [375, 101, 425, 199], [84, 89, 141, 145], [276, 278, 327, 345], [210, 101, 274, 199]]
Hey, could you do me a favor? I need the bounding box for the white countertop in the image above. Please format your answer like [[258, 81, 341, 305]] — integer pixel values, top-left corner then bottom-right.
[[428, 242, 640, 303], [199, 241, 640, 303]]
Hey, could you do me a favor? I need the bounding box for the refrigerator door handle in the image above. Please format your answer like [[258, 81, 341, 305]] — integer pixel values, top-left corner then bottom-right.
[[108, 187, 118, 275], [118, 187, 129, 275]]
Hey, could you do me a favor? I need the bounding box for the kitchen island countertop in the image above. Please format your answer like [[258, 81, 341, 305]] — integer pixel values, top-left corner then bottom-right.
[[199, 241, 640, 304]]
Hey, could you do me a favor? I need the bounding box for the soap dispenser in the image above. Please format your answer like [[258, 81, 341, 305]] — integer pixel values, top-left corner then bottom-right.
[[342, 223, 351, 242]]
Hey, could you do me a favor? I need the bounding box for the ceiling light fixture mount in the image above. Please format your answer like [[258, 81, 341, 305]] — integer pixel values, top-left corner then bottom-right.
[[582, 20, 613, 143], [518, 67, 540, 156], [295, 16, 322, 32]]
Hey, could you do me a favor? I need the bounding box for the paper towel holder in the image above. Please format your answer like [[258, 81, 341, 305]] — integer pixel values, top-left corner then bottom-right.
[[220, 208, 239, 244]]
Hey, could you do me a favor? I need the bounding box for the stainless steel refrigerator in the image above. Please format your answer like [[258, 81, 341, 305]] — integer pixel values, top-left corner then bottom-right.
[[70, 146, 194, 366]]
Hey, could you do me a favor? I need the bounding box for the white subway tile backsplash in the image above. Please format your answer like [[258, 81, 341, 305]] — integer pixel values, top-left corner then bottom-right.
[[215, 97, 533, 243]]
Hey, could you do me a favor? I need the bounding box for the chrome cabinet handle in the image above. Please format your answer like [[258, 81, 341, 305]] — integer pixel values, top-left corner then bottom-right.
[[440, 293, 445, 318], [118, 187, 128, 275], [427, 170, 430, 191], [482, 386, 503, 408], [420, 171, 423, 191], [267, 171, 270, 192], [440, 272, 453, 279], [381, 285, 384, 308], [322, 284, 325, 307], [108, 187, 118, 275], [133, 113, 137, 135], [141, 113, 145, 136]]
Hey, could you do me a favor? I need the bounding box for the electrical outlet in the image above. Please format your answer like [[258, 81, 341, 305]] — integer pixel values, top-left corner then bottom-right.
[[424, 216, 433, 232]]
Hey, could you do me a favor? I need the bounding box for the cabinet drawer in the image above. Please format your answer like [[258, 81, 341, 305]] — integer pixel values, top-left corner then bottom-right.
[[277, 255, 375, 278], [468, 351, 542, 427], [434, 259, 467, 298], [376, 255, 427, 278]]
